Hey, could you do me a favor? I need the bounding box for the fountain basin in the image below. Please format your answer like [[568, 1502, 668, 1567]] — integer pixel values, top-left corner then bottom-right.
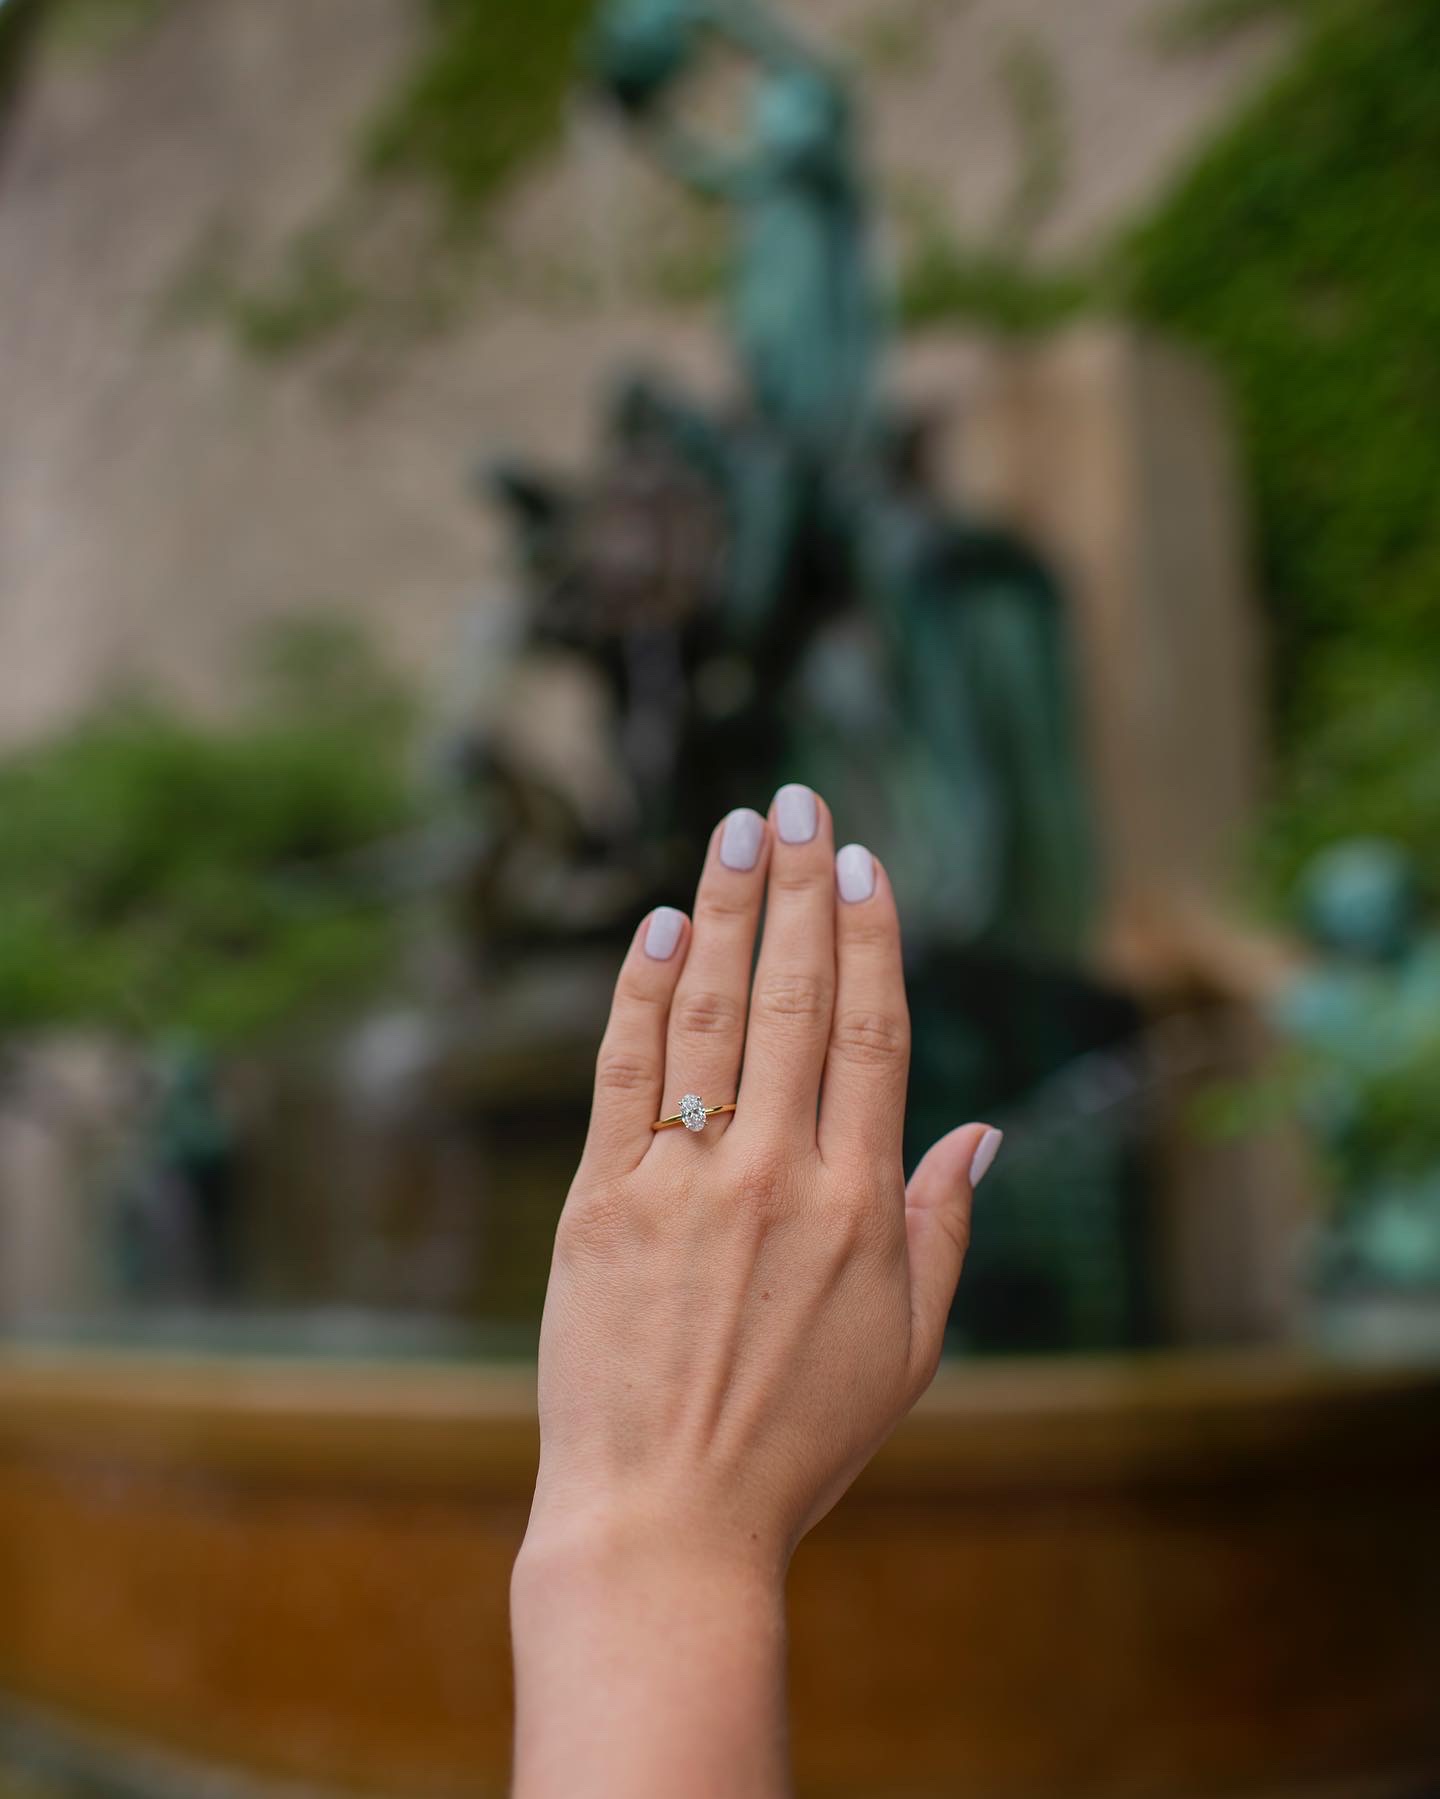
[[0, 1347, 1436, 1796]]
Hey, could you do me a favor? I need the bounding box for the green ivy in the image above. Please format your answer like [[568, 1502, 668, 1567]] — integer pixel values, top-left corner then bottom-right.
[[365, 0, 596, 218], [900, 236, 1093, 333], [0, 624, 418, 1045], [35, 0, 172, 59], [225, 232, 362, 358], [1124, 0, 1440, 900]]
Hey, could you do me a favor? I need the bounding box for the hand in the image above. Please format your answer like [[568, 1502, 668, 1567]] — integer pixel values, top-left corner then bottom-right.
[[511, 785, 1001, 1798]]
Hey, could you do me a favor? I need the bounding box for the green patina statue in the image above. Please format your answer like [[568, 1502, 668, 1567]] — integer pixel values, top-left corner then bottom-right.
[[481, 0, 1091, 964], [592, 0, 879, 457], [113, 1037, 240, 1300], [470, 0, 1131, 1349], [1274, 840, 1440, 1293]]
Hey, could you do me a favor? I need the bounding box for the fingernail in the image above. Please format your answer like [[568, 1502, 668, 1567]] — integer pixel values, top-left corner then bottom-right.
[[835, 842, 875, 903], [644, 906, 684, 960], [720, 807, 764, 871], [774, 783, 818, 844], [969, 1128, 1004, 1188]]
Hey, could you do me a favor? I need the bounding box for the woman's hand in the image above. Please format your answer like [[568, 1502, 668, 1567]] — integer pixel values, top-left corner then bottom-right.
[[511, 786, 1000, 1798]]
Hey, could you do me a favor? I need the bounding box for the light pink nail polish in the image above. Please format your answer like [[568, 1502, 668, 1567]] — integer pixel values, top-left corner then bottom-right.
[[969, 1128, 1003, 1188], [645, 906, 684, 960], [720, 808, 764, 871], [835, 842, 875, 903], [774, 783, 818, 844]]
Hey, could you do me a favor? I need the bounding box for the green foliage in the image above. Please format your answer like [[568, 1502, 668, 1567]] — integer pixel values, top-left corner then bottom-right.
[[1258, 659, 1440, 907], [1151, 0, 1312, 53], [0, 623, 418, 1046], [1343, 1036, 1440, 1187], [365, 0, 597, 218], [1126, 0, 1440, 900], [996, 33, 1066, 248], [154, 220, 363, 361], [226, 231, 362, 359], [37, 0, 172, 58], [646, 210, 728, 305], [900, 232, 1092, 334], [0, 0, 41, 100], [846, 0, 948, 78], [893, 29, 1079, 333], [1196, 1031, 1440, 1208]]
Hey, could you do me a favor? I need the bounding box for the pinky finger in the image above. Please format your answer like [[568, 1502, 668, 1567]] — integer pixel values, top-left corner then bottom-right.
[[905, 1123, 1001, 1390], [581, 907, 690, 1178]]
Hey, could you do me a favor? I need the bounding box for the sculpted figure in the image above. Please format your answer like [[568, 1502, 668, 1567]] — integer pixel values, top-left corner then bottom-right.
[[593, 0, 880, 455], [587, 0, 1091, 958]]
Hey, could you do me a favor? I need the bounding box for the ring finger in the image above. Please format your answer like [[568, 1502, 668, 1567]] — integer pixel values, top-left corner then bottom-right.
[[653, 806, 769, 1148]]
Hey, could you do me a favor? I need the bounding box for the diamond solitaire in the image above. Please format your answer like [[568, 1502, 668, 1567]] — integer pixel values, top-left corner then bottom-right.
[[651, 1095, 738, 1133]]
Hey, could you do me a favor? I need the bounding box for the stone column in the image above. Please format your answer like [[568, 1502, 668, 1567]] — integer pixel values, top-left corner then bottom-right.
[[954, 324, 1269, 969], [908, 325, 1303, 1343]]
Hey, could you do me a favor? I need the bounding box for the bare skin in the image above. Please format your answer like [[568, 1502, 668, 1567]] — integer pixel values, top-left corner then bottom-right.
[[511, 785, 1000, 1798]]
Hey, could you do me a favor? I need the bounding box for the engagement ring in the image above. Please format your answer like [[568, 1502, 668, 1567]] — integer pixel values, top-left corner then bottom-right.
[[652, 1094, 737, 1133]]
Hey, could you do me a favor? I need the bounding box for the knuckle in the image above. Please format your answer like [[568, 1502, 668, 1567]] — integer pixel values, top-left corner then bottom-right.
[[770, 864, 823, 896], [695, 887, 753, 926], [843, 913, 897, 952], [830, 1006, 909, 1067], [729, 1148, 788, 1226], [753, 970, 831, 1029], [611, 979, 669, 1020], [593, 1046, 659, 1097], [673, 988, 745, 1040], [831, 1187, 895, 1257]]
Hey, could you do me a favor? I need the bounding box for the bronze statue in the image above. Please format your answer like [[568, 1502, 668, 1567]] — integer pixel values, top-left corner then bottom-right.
[[463, 0, 1127, 1347], [475, 0, 1091, 964], [593, 0, 880, 456]]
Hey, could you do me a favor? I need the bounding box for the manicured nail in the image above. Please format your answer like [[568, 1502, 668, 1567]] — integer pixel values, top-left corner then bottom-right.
[[835, 842, 875, 903], [969, 1128, 1004, 1188], [645, 906, 684, 960], [720, 807, 764, 871], [774, 783, 818, 845]]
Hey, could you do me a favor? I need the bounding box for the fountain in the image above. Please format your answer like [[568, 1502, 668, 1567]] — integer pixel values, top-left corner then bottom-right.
[[0, 5, 1437, 1794]]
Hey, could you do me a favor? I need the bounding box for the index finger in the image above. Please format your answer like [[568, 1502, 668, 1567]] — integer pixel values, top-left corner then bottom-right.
[[579, 905, 690, 1179]]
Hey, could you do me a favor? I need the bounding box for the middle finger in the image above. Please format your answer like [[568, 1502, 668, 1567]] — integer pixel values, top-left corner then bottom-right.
[[736, 783, 836, 1143]]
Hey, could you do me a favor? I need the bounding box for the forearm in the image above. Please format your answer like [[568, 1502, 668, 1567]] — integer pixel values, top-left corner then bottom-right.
[[511, 1519, 790, 1799]]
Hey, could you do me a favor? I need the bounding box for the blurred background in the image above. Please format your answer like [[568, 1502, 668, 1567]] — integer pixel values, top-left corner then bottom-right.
[[1, 0, 1438, 1793]]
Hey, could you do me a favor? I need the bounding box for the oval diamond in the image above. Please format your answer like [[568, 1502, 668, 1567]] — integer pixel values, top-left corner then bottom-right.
[[678, 1093, 708, 1132]]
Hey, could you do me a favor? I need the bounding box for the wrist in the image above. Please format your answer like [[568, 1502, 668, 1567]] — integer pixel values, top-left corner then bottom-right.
[[511, 1505, 790, 1799], [518, 1475, 788, 1590], [513, 1502, 787, 1645]]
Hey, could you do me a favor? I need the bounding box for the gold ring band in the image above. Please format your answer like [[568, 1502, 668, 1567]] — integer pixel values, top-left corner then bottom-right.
[[653, 1094, 737, 1133]]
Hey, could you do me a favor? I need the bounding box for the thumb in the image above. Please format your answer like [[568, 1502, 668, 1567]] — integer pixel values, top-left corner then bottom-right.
[[904, 1123, 1002, 1385]]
